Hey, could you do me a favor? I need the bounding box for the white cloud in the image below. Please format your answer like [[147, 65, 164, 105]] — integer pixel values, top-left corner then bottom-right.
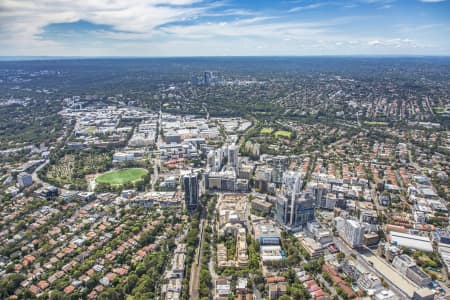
[[0, 0, 214, 51], [159, 18, 329, 41], [367, 38, 416, 48], [288, 3, 326, 13], [395, 23, 450, 34], [0, 0, 447, 56]]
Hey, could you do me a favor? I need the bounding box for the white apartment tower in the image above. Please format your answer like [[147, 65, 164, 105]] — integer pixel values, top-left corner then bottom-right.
[[343, 219, 364, 248]]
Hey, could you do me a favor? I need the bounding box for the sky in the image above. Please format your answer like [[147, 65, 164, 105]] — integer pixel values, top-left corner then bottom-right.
[[0, 0, 449, 56]]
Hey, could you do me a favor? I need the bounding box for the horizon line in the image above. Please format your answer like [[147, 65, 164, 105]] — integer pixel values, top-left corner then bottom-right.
[[1, 54, 450, 62]]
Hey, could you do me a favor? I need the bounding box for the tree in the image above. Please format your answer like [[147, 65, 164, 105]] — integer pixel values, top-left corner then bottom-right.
[[289, 284, 310, 300], [98, 288, 120, 300], [125, 273, 139, 293], [139, 230, 155, 246], [284, 268, 297, 284], [199, 268, 211, 294], [0, 273, 25, 296], [286, 254, 300, 265], [322, 272, 332, 284]]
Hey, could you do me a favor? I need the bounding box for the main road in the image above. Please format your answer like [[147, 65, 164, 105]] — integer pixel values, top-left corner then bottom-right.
[[31, 159, 49, 186], [151, 105, 163, 191], [189, 217, 206, 300], [31, 118, 76, 193], [334, 237, 415, 299]]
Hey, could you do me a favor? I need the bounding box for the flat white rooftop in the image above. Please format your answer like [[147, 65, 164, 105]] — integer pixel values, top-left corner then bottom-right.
[[390, 231, 433, 252]]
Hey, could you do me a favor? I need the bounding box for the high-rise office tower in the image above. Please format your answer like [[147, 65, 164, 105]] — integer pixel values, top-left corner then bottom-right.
[[271, 155, 289, 185], [228, 145, 238, 169], [207, 150, 215, 170], [183, 173, 199, 211], [275, 174, 314, 230]]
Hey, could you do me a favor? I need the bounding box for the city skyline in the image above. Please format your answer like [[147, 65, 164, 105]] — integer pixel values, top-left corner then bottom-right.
[[1, 0, 450, 57]]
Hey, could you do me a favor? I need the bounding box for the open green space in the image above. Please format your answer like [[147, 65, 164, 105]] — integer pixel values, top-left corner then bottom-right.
[[260, 127, 274, 135], [44, 151, 112, 190], [274, 130, 292, 139], [96, 168, 148, 185], [433, 106, 450, 114], [363, 121, 389, 126]]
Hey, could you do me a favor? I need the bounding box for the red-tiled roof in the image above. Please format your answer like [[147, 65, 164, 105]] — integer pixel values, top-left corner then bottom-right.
[[264, 276, 286, 283], [64, 285, 75, 294]]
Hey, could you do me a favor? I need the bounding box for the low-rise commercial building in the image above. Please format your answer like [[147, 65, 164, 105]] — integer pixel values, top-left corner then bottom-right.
[[251, 198, 272, 214], [260, 245, 284, 266], [17, 172, 32, 188], [268, 282, 287, 300], [253, 223, 281, 246], [300, 237, 324, 257]]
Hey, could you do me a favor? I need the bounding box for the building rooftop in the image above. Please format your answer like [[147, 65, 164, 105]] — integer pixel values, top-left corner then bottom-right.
[[389, 231, 433, 252]]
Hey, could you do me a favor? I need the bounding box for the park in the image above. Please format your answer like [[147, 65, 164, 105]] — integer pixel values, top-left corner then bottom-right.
[[95, 168, 149, 186]]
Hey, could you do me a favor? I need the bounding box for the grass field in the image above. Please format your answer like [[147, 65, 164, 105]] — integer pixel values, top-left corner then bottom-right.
[[274, 130, 292, 139], [260, 127, 274, 135], [433, 106, 450, 114], [96, 168, 148, 185], [363, 121, 389, 126]]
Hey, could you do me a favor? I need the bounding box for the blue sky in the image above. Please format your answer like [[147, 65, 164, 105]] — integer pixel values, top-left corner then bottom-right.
[[0, 0, 449, 56]]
